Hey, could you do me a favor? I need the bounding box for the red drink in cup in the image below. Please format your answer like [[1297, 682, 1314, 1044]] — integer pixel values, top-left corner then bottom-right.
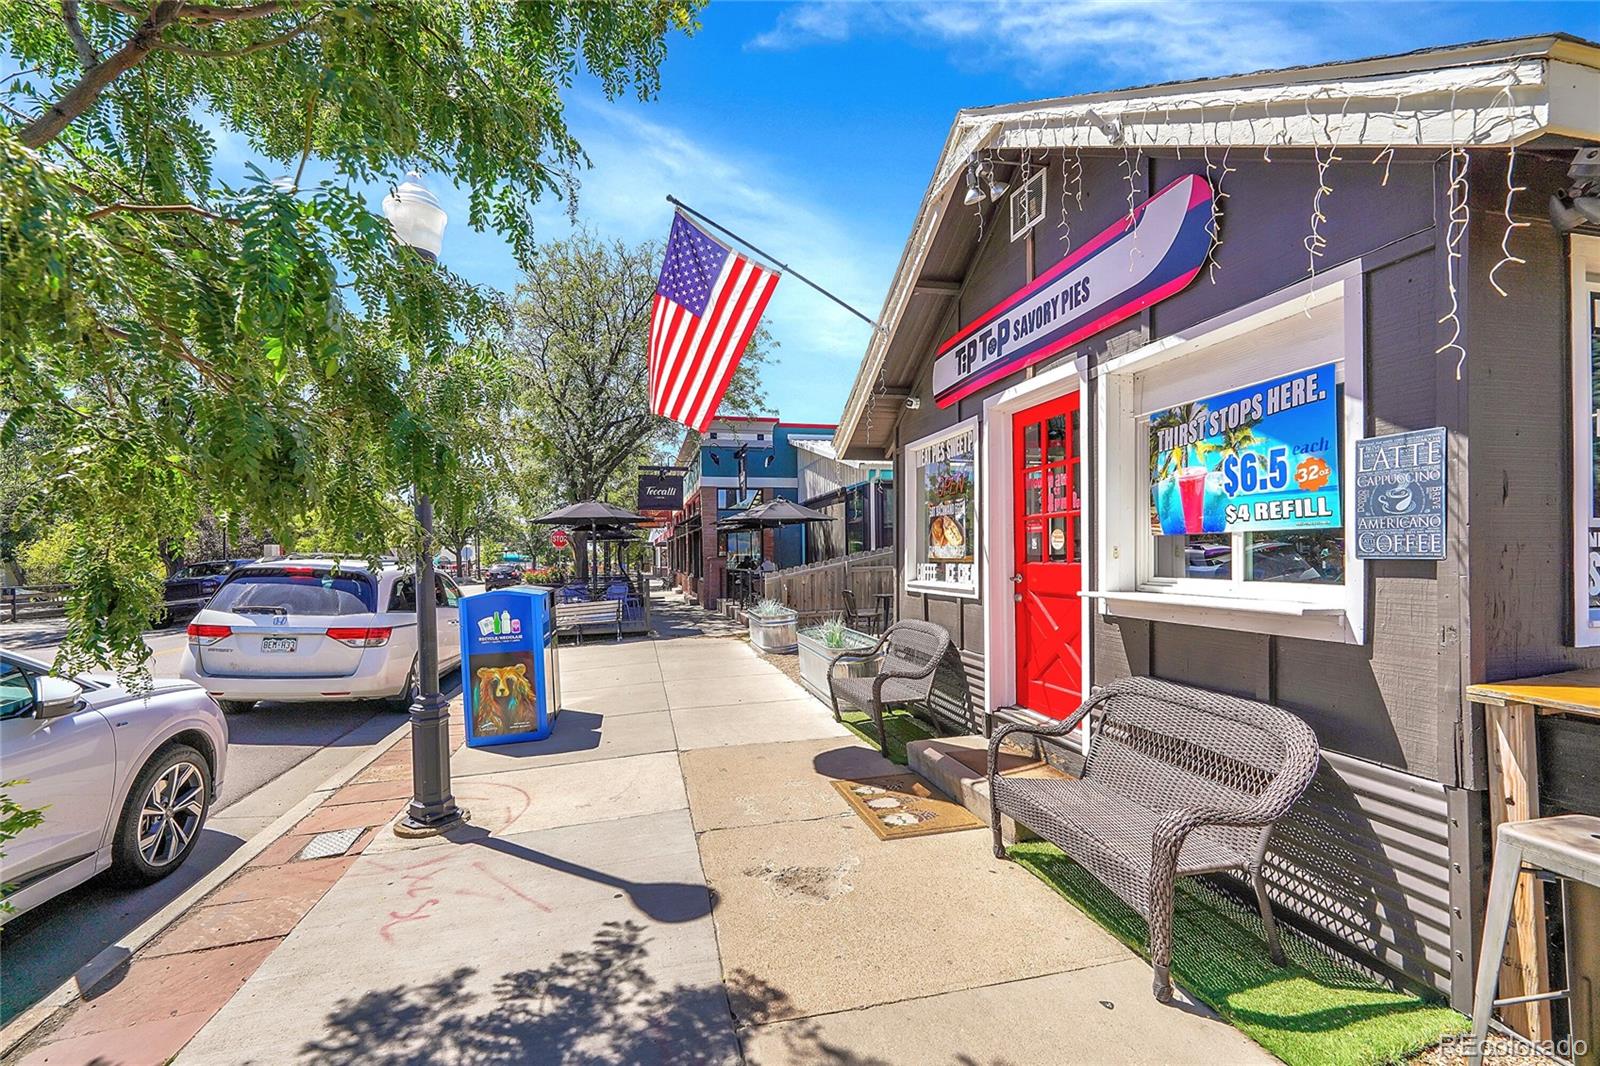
[[1177, 466, 1207, 534]]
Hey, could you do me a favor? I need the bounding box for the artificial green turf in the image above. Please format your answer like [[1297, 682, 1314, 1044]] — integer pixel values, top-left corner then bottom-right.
[[1009, 842, 1468, 1066], [837, 706, 936, 764]]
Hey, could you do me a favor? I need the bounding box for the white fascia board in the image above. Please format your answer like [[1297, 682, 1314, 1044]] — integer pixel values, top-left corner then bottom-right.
[[966, 58, 1554, 152], [1548, 60, 1600, 141]]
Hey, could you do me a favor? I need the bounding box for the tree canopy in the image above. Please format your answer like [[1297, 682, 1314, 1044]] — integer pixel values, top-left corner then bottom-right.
[[1, 1, 698, 676]]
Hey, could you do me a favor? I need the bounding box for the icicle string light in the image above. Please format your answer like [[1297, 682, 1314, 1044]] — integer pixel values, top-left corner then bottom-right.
[[1436, 144, 1470, 378], [1372, 93, 1404, 186], [1487, 85, 1530, 297]]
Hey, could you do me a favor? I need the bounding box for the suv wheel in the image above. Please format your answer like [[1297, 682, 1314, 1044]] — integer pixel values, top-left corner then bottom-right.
[[110, 744, 212, 885], [386, 659, 419, 714]]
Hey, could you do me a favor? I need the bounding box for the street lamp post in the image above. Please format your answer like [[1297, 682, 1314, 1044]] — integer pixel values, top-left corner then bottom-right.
[[382, 172, 466, 837]]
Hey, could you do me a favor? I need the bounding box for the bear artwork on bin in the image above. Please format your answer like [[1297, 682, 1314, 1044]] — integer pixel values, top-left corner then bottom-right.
[[459, 586, 561, 747]]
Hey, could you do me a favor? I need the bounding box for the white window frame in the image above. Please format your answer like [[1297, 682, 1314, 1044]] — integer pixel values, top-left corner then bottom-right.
[[903, 414, 982, 599], [1091, 260, 1367, 644], [1572, 235, 1600, 648]]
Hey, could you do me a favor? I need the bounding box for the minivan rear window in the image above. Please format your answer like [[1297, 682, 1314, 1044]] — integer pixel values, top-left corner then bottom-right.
[[209, 569, 375, 616]]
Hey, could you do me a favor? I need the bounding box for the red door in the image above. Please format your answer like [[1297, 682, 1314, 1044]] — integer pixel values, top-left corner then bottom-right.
[[1014, 392, 1083, 718]]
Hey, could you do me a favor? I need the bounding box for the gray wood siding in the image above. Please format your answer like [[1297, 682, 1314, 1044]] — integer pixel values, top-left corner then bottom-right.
[[1465, 151, 1600, 682]]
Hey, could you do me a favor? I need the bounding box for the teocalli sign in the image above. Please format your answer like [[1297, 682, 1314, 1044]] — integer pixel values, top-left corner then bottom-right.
[[932, 173, 1215, 408]]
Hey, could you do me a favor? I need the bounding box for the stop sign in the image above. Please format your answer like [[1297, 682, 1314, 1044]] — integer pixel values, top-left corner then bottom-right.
[[551, 529, 570, 550]]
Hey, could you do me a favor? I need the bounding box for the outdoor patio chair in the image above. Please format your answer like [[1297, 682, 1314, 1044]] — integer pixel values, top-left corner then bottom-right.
[[826, 620, 951, 752], [988, 676, 1320, 1004], [842, 588, 882, 634]]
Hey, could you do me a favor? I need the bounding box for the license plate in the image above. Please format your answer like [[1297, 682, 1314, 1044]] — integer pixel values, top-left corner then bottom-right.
[[261, 637, 298, 653]]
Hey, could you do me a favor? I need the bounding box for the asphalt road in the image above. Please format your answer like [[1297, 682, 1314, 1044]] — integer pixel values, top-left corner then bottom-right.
[[0, 617, 467, 1026]]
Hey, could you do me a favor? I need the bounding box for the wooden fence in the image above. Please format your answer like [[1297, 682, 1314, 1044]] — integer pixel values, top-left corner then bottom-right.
[[761, 548, 895, 630], [1, 584, 70, 623]]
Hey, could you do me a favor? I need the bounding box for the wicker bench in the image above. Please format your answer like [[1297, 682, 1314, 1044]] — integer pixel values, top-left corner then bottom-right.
[[826, 620, 951, 752], [553, 599, 622, 643], [988, 675, 1320, 1003]]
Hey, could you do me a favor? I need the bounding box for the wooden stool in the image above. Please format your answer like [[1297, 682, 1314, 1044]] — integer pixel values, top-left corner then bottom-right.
[[1470, 814, 1600, 1065]]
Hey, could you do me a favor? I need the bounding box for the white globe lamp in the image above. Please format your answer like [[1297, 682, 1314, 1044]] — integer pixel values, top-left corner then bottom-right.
[[382, 171, 447, 262]]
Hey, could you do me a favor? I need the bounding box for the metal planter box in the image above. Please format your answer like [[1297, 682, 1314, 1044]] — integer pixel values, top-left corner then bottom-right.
[[748, 608, 799, 654], [797, 626, 877, 701]]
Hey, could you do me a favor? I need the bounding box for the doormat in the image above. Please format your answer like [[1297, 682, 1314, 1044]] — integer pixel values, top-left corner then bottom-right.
[[831, 773, 984, 840]]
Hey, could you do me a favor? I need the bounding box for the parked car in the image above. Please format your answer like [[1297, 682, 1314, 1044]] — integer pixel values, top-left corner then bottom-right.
[[483, 561, 526, 590], [1185, 541, 1325, 582], [0, 649, 228, 924], [160, 558, 253, 623], [179, 558, 463, 714]]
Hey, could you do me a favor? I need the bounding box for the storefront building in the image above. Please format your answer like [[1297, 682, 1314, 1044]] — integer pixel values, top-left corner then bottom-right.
[[833, 36, 1600, 1015], [665, 414, 836, 607], [793, 437, 895, 563]]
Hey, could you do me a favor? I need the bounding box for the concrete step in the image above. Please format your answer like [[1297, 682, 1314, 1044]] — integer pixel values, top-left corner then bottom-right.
[[906, 736, 1072, 846]]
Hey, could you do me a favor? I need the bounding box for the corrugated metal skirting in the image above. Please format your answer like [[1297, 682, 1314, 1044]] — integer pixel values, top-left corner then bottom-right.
[[1260, 749, 1455, 999]]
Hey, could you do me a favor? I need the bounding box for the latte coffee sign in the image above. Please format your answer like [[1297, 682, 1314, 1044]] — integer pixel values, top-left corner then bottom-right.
[[1353, 428, 1446, 560]]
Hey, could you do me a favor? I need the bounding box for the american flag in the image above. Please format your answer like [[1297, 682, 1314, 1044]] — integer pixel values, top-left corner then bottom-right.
[[649, 212, 779, 432]]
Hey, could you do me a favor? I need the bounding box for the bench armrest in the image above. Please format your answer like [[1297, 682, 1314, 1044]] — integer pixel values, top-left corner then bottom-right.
[[987, 687, 1117, 782]]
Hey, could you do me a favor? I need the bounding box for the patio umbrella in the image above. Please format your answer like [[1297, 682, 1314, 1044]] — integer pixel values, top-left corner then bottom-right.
[[532, 500, 648, 527], [716, 497, 833, 530], [533, 501, 647, 581]]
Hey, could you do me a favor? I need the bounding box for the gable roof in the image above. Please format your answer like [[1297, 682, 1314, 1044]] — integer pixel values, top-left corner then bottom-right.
[[834, 33, 1600, 457]]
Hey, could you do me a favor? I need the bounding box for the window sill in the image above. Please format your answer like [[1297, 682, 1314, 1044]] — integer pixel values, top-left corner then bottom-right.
[[1083, 589, 1361, 644], [905, 583, 979, 601]]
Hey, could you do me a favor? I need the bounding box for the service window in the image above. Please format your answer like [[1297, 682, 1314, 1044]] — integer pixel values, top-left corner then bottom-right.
[[905, 416, 979, 597], [1094, 268, 1366, 643]]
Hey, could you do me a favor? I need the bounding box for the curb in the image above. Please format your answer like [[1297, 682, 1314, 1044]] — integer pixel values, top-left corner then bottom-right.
[[0, 717, 410, 1060]]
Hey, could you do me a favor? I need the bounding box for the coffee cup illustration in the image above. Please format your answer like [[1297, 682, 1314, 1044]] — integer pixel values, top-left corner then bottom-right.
[[1378, 474, 1416, 515]]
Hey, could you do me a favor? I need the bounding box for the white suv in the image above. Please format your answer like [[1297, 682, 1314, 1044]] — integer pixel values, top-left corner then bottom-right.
[[179, 558, 463, 713]]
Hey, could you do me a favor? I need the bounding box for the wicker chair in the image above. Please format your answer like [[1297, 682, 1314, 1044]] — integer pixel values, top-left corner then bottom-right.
[[827, 620, 951, 752], [988, 675, 1321, 1003]]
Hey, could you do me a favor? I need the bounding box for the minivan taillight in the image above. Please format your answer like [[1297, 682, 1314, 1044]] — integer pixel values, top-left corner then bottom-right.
[[326, 626, 391, 647], [187, 623, 232, 646]]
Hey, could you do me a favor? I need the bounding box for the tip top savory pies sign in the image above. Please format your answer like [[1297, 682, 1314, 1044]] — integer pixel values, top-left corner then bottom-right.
[[933, 173, 1215, 407]]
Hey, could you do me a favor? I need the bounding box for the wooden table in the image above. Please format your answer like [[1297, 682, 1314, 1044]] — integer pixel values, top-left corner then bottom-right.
[[1467, 668, 1600, 1042]]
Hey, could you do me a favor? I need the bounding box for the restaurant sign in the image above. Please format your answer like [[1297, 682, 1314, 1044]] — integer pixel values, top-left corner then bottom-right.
[[933, 173, 1214, 408], [1149, 363, 1341, 535], [1353, 428, 1446, 560], [637, 465, 687, 516]]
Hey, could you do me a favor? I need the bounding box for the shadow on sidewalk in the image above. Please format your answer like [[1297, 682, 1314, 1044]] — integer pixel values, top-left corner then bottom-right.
[[415, 831, 717, 926], [303, 921, 1014, 1066]]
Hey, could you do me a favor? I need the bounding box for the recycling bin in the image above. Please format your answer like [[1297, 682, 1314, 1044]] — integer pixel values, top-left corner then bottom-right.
[[458, 586, 561, 747]]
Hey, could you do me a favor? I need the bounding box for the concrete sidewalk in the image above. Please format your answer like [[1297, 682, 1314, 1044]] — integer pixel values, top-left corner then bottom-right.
[[15, 590, 1273, 1065]]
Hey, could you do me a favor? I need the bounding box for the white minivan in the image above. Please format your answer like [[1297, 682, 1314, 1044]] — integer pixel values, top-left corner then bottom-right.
[[179, 558, 462, 713]]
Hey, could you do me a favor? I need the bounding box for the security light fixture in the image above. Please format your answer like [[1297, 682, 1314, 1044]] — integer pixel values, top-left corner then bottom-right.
[[982, 160, 1009, 202], [1550, 147, 1600, 235], [963, 163, 985, 206]]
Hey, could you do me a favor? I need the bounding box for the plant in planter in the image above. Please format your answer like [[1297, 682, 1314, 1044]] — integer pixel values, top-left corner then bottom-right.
[[796, 615, 878, 702], [747, 598, 799, 654]]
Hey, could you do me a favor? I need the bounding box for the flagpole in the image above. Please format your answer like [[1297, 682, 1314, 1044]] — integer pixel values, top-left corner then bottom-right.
[[665, 195, 884, 333]]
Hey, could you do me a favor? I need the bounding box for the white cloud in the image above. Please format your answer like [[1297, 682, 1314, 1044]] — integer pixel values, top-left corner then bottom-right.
[[749, 0, 1325, 83]]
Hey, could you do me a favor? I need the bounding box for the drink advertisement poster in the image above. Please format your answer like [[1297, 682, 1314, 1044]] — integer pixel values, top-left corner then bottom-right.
[[1149, 363, 1341, 536]]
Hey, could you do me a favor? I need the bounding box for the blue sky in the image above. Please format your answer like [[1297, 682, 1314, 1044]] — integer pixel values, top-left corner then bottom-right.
[[238, 2, 1600, 425]]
